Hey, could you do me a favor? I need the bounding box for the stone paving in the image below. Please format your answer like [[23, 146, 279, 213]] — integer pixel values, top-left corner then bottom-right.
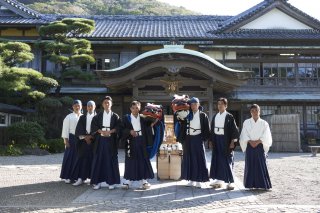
[[0, 150, 319, 212]]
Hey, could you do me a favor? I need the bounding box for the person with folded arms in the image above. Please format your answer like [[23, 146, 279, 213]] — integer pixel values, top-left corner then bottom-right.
[[90, 96, 121, 190], [72, 100, 96, 186], [121, 101, 154, 190], [210, 97, 239, 190], [239, 104, 272, 190]]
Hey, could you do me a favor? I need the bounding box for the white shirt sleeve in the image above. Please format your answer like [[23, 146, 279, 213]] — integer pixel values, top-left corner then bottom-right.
[[261, 121, 272, 153], [239, 120, 250, 152], [61, 115, 70, 139]]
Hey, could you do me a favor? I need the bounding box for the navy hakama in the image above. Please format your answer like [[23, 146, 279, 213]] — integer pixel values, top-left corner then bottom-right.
[[124, 136, 154, 181], [244, 144, 272, 189], [60, 133, 78, 180], [90, 137, 120, 185], [71, 142, 93, 181], [210, 135, 234, 183], [181, 134, 209, 182]]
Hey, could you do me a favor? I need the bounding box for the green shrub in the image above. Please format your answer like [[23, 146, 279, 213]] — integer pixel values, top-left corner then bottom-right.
[[7, 144, 22, 155], [7, 121, 45, 145], [0, 143, 23, 156], [39, 138, 65, 153], [59, 96, 73, 105], [61, 69, 95, 81], [38, 97, 63, 108]]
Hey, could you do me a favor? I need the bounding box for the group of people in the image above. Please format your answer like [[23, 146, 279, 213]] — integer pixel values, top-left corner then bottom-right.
[[60, 95, 272, 191], [61, 96, 155, 190], [176, 97, 272, 190]]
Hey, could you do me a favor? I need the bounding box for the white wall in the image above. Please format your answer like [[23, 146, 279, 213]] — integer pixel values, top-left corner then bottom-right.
[[241, 8, 312, 30]]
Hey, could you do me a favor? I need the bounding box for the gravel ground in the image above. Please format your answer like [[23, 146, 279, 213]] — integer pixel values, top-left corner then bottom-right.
[[0, 150, 319, 212], [233, 151, 320, 205], [0, 154, 88, 207]]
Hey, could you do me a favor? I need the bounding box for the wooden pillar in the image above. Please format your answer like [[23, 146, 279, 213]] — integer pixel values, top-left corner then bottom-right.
[[132, 82, 138, 100]]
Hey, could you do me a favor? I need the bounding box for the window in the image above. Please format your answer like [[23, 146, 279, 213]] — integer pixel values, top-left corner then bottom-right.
[[9, 115, 23, 125], [278, 63, 295, 78], [259, 106, 277, 116], [0, 113, 8, 126], [226, 63, 260, 77], [263, 63, 278, 78], [91, 54, 120, 70], [298, 63, 316, 78], [306, 106, 320, 129]]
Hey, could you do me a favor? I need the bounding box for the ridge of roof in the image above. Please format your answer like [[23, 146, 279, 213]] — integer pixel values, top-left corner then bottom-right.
[[1, 0, 41, 18], [214, 0, 320, 33], [48, 14, 232, 21]]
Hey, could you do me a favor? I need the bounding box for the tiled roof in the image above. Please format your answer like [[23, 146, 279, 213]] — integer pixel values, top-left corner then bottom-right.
[[1, 0, 320, 41], [63, 15, 228, 39], [217, 29, 320, 39], [1, 0, 42, 18], [0, 17, 48, 24]]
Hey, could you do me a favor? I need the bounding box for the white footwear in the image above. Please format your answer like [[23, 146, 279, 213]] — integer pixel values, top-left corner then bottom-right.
[[210, 179, 223, 188], [226, 183, 235, 190], [186, 181, 194, 187], [72, 178, 83, 186], [141, 182, 151, 189], [64, 179, 71, 184], [108, 185, 115, 190], [122, 180, 131, 189], [100, 182, 109, 188], [195, 182, 201, 188], [93, 183, 101, 190], [122, 183, 129, 190]]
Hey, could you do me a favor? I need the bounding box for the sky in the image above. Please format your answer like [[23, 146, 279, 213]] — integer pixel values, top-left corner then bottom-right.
[[157, 0, 320, 21]]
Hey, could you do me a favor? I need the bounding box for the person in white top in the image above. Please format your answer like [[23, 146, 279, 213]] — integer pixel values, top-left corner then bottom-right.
[[239, 104, 272, 190], [178, 97, 210, 188], [90, 96, 121, 190], [60, 99, 82, 184], [210, 97, 239, 190], [72, 100, 96, 186], [121, 101, 155, 189]]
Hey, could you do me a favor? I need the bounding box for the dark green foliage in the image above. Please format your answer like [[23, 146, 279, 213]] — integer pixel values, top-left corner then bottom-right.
[[31, 76, 60, 93], [31, 95, 74, 139], [0, 42, 58, 106], [39, 18, 95, 74], [59, 96, 74, 105], [61, 69, 95, 81], [0, 42, 34, 67], [71, 54, 95, 65], [27, 0, 197, 15], [39, 22, 68, 39], [0, 66, 58, 105], [0, 144, 23, 156], [7, 121, 45, 145], [38, 97, 63, 108], [39, 138, 65, 153]]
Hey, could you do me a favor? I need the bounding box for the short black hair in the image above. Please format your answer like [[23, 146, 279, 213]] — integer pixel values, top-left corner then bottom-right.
[[102, 96, 112, 103], [250, 104, 260, 111], [130, 100, 141, 107], [217, 97, 228, 106]]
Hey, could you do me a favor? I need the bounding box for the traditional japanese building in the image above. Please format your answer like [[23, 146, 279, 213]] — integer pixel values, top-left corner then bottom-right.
[[1, 0, 320, 139]]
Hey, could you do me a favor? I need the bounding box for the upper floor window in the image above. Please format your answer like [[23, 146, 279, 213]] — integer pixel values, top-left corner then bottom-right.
[[225, 63, 260, 78], [298, 63, 318, 78], [279, 63, 295, 78], [263, 63, 278, 78], [90, 54, 120, 70]]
